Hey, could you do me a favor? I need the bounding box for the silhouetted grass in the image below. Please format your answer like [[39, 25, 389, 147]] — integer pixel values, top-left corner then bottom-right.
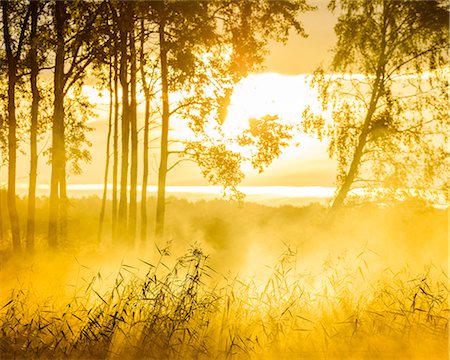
[[0, 198, 448, 358], [0, 245, 448, 359]]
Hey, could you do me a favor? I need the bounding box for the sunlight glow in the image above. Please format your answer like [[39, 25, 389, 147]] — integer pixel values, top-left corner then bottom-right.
[[223, 73, 321, 137]]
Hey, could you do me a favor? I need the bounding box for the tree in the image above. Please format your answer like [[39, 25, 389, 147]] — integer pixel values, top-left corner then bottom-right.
[[0, 82, 6, 244], [48, 0, 106, 247], [97, 61, 113, 244], [26, 0, 40, 252], [98, 1, 121, 243], [149, 1, 215, 239], [139, 16, 158, 245], [151, 0, 314, 239], [304, 0, 449, 210], [111, 35, 119, 242], [96, 6, 116, 244], [105, 1, 155, 245], [128, 6, 138, 242], [1, 0, 31, 251], [110, 2, 132, 242]]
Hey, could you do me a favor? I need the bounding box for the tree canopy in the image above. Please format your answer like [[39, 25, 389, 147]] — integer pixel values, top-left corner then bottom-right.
[[304, 0, 449, 209]]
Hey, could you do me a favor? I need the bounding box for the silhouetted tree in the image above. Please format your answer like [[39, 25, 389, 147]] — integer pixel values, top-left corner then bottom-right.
[[99, 1, 120, 242], [139, 16, 158, 245], [0, 87, 5, 243], [152, 0, 314, 239], [26, 0, 40, 252], [128, 6, 138, 242], [304, 0, 449, 210], [106, 2, 151, 245], [110, 2, 132, 242], [48, 0, 105, 247], [1, 0, 31, 251], [98, 60, 113, 244]]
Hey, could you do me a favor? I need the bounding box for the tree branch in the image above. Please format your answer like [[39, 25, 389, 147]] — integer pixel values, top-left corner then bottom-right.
[[14, 4, 31, 61], [387, 45, 447, 80], [167, 158, 195, 173]]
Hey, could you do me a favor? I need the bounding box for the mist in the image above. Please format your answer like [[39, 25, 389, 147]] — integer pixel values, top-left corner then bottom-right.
[[1, 0, 448, 359]]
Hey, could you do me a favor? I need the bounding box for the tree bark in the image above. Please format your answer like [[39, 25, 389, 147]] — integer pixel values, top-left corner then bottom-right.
[[48, 0, 67, 248], [2, 0, 22, 252], [128, 18, 138, 243], [0, 177, 3, 242], [0, 168, 3, 242], [118, 10, 130, 241], [27, 0, 39, 252], [140, 18, 150, 245], [330, 96, 379, 209], [112, 35, 119, 242], [98, 61, 113, 243], [155, 20, 170, 239]]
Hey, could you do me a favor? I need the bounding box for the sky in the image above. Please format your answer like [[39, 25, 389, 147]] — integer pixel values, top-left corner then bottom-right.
[[264, 0, 336, 74], [9, 1, 340, 190]]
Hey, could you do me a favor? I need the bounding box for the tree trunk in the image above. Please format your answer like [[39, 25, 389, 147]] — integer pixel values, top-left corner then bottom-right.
[[0, 167, 3, 242], [118, 13, 129, 241], [98, 61, 113, 243], [330, 125, 372, 210], [27, 0, 39, 252], [48, 0, 67, 248], [155, 21, 170, 240], [6, 65, 20, 252], [112, 37, 119, 242], [60, 162, 68, 243], [330, 72, 384, 211], [128, 20, 138, 244], [0, 176, 3, 242], [329, 5, 389, 213], [140, 18, 150, 245], [2, 1, 21, 252]]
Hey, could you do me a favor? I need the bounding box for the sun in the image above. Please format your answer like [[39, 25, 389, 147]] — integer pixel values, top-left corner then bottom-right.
[[222, 72, 321, 138]]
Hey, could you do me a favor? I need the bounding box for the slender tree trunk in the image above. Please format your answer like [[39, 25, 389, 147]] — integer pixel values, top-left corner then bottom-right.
[[0, 165, 3, 242], [60, 163, 68, 243], [48, 0, 66, 248], [330, 74, 384, 211], [98, 61, 113, 243], [329, 6, 389, 213], [140, 18, 150, 245], [118, 14, 130, 241], [27, 0, 39, 252], [141, 98, 150, 244], [0, 174, 3, 242], [6, 71, 20, 251], [155, 21, 170, 239], [112, 38, 119, 242], [129, 22, 138, 243], [330, 125, 371, 209], [2, 1, 21, 252]]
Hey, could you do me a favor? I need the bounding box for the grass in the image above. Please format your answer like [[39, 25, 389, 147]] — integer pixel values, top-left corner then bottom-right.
[[0, 199, 448, 359], [0, 246, 448, 359]]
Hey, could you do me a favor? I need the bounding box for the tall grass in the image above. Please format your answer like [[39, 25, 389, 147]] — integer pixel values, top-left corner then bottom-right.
[[1, 245, 448, 359]]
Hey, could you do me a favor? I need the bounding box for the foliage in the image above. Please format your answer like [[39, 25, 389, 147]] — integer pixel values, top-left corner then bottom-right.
[[187, 141, 246, 201], [303, 0, 449, 206], [238, 115, 293, 173], [139, 0, 315, 199], [64, 86, 94, 176], [219, 0, 315, 79], [41, 84, 94, 176]]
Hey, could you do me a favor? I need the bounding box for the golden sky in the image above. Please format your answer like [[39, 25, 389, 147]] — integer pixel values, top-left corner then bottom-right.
[[264, 1, 336, 74]]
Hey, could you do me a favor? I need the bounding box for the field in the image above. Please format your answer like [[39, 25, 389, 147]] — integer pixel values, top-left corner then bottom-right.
[[0, 197, 448, 359]]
